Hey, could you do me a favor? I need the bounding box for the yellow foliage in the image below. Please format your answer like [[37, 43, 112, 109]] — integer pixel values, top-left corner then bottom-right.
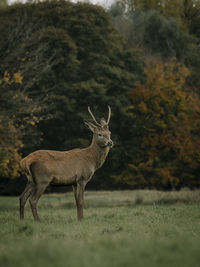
[[14, 72, 23, 84], [29, 121, 35, 126], [0, 116, 23, 178], [3, 70, 10, 84], [138, 101, 148, 113], [0, 70, 23, 85], [126, 57, 200, 188], [0, 148, 22, 178]]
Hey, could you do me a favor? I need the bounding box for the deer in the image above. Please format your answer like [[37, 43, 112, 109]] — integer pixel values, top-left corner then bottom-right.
[[19, 106, 113, 221]]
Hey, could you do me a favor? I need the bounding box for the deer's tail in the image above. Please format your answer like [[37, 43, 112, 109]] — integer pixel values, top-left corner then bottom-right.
[[20, 158, 34, 183]]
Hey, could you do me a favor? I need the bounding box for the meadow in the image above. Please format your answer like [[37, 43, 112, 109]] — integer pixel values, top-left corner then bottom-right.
[[0, 190, 200, 267]]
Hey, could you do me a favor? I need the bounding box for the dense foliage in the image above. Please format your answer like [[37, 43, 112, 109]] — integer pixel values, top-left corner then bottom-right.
[[110, 0, 200, 189], [110, 0, 200, 87], [0, 0, 200, 192], [114, 59, 200, 189]]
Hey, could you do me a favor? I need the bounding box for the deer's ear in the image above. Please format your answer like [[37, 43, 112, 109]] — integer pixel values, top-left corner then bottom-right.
[[100, 118, 109, 130], [84, 121, 97, 132]]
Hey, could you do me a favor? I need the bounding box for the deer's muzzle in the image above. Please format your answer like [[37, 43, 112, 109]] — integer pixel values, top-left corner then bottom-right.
[[107, 140, 114, 148]]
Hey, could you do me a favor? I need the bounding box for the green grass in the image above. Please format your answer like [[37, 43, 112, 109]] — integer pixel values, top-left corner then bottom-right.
[[0, 190, 200, 267]]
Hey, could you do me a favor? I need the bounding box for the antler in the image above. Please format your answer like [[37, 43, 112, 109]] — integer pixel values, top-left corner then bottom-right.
[[88, 106, 101, 126], [88, 106, 111, 127], [107, 105, 111, 125]]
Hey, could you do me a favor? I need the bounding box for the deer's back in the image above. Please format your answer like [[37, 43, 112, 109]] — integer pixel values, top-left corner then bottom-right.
[[21, 149, 95, 185]]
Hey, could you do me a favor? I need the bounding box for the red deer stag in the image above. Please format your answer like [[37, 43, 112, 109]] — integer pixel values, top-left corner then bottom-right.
[[20, 106, 113, 221]]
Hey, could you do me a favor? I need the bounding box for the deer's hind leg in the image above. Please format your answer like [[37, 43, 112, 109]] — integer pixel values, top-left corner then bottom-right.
[[19, 181, 34, 220], [29, 182, 49, 222], [28, 162, 51, 221]]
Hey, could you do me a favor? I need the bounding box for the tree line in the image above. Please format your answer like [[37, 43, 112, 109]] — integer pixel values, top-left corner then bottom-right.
[[0, 0, 200, 194]]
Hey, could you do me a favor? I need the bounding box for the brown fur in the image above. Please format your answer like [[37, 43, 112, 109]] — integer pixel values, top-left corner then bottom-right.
[[19, 107, 113, 221]]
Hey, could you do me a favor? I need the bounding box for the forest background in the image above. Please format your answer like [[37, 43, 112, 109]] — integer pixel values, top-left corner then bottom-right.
[[0, 0, 200, 194]]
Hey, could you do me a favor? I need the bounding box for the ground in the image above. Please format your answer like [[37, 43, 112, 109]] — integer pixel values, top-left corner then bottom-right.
[[0, 190, 200, 267]]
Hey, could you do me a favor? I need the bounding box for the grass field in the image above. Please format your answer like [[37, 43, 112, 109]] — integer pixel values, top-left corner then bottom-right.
[[0, 190, 200, 267]]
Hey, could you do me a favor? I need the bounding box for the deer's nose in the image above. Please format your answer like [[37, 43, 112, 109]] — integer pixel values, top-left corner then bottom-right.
[[107, 140, 113, 147]]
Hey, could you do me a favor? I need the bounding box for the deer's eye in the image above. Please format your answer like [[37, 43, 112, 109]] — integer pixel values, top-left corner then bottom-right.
[[98, 133, 102, 137]]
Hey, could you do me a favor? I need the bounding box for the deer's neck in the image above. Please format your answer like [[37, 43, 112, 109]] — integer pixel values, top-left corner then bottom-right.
[[88, 137, 110, 170]]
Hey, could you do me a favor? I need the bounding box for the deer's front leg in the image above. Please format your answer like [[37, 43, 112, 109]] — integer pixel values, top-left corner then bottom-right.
[[73, 182, 85, 221]]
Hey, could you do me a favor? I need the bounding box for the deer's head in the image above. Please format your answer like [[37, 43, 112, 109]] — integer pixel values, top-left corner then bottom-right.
[[85, 106, 113, 148]]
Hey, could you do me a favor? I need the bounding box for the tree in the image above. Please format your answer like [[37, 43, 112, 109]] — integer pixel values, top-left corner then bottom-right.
[[0, 71, 24, 178], [113, 58, 200, 189], [0, 0, 144, 189], [0, 0, 7, 8], [109, 0, 200, 88], [124, 0, 200, 32]]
